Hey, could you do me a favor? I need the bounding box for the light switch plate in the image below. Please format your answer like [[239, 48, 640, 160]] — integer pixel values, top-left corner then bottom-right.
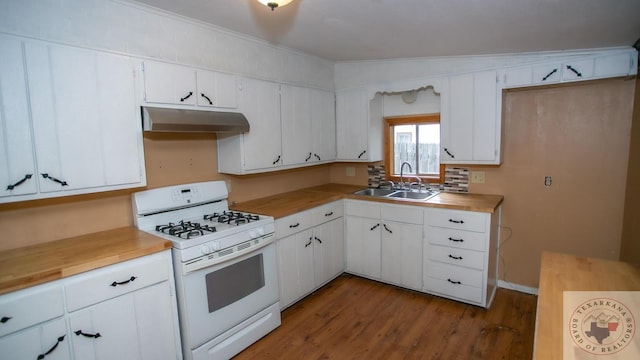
[[346, 167, 356, 177], [471, 171, 485, 184]]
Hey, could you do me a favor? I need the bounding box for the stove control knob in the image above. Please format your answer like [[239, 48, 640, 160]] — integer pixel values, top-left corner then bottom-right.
[[211, 241, 221, 251], [200, 245, 212, 255]]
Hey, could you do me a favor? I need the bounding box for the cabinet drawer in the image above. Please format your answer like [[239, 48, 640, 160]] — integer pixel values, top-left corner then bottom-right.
[[345, 200, 380, 218], [382, 204, 423, 225], [0, 283, 64, 337], [427, 244, 485, 270], [424, 261, 483, 288], [312, 201, 343, 225], [424, 276, 482, 304], [428, 227, 486, 252], [275, 210, 314, 238], [426, 208, 486, 232], [65, 251, 170, 312]]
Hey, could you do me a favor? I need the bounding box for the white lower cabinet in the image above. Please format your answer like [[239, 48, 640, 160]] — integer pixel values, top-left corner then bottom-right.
[[0, 250, 182, 360], [276, 201, 344, 309]]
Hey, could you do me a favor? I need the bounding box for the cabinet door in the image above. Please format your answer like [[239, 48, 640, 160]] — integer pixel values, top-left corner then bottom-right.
[[142, 60, 197, 105], [0, 317, 70, 360], [345, 216, 381, 279], [238, 78, 282, 170], [336, 88, 369, 160], [0, 37, 37, 198], [313, 217, 344, 287], [281, 85, 313, 166], [276, 229, 314, 309], [381, 221, 423, 291], [196, 70, 238, 108], [311, 88, 336, 162], [25, 42, 143, 193]]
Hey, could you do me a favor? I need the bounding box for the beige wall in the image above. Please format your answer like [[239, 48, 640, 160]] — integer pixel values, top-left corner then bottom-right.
[[620, 75, 640, 264], [470, 78, 636, 287]]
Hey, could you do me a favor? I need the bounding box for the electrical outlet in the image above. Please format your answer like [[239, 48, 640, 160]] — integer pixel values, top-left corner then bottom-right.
[[544, 176, 552, 188], [346, 167, 356, 177], [471, 171, 485, 184]]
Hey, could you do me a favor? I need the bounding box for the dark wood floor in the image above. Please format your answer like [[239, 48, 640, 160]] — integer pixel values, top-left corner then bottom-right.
[[235, 274, 537, 360]]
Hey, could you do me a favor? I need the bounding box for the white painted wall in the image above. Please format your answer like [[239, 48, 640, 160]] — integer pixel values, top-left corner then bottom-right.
[[0, 0, 334, 90]]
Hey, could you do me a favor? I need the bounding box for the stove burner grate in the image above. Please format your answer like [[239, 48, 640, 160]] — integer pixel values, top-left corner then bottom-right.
[[155, 221, 217, 239], [204, 211, 260, 226]]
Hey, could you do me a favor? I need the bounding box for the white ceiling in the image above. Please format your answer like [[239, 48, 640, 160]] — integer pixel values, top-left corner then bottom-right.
[[131, 0, 640, 62]]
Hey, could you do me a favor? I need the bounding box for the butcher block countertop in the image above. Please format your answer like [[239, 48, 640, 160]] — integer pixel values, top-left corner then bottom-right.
[[232, 183, 503, 218], [0, 227, 171, 295], [533, 252, 640, 359]]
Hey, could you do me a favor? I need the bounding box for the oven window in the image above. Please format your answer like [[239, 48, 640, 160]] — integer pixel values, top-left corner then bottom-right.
[[205, 254, 265, 313]]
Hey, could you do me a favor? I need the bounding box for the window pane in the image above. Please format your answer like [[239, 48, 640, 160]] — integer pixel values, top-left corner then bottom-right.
[[394, 125, 416, 175], [418, 123, 440, 175]]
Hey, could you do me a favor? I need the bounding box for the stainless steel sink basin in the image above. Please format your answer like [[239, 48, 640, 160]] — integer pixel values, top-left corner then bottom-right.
[[353, 188, 397, 197], [387, 191, 434, 200]]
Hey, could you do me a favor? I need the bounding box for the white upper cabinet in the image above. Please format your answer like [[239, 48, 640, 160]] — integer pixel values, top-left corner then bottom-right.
[[441, 70, 502, 165], [335, 88, 383, 161], [141, 60, 238, 109], [281, 85, 335, 166], [1, 37, 145, 203], [502, 50, 637, 88]]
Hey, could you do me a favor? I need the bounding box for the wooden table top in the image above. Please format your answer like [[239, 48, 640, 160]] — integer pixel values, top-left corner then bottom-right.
[[232, 183, 503, 218], [533, 252, 640, 359], [0, 227, 171, 295]]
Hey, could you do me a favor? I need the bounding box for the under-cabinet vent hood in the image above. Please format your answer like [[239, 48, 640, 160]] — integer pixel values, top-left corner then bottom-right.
[[141, 106, 250, 133]]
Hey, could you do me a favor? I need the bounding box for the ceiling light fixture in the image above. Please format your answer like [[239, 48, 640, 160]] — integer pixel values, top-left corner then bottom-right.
[[257, 0, 294, 11]]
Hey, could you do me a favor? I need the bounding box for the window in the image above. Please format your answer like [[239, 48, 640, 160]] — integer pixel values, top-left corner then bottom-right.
[[384, 114, 444, 183]]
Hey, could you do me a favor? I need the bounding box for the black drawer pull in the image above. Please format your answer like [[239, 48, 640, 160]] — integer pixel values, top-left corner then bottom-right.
[[448, 219, 464, 224], [324, 212, 333, 217], [566, 65, 582, 77], [357, 150, 366, 159], [110, 276, 136, 287], [314, 236, 322, 244], [542, 68, 558, 81], [200, 93, 213, 105], [41, 173, 68, 186], [444, 148, 455, 158], [370, 223, 380, 231], [180, 91, 193, 102], [383, 224, 393, 234], [289, 223, 300, 228], [448, 254, 463, 260], [305, 238, 312, 247], [305, 152, 312, 162], [447, 279, 462, 285], [448, 237, 464, 243], [37, 335, 65, 360], [272, 155, 281, 165], [6, 174, 33, 190], [0, 316, 12, 323], [74, 330, 101, 339]]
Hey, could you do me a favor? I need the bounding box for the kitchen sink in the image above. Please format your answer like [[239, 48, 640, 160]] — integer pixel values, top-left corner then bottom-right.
[[352, 188, 439, 201], [387, 191, 435, 200], [353, 188, 397, 197]]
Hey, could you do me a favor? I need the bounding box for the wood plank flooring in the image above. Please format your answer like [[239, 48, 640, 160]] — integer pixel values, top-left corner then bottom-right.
[[235, 274, 537, 360]]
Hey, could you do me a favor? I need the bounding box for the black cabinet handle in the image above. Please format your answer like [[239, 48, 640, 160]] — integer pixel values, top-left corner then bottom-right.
[[314, 153, 321, 161], [110, 276, 136, 287], [37, 335, 65, 360], [448, 237, 464, 243], [357, 150, 366, 159], [447, 279, 462, 285], [444, 148, 455, 158], [324, 212, 333, 217], [200, 93, 213, 105], [448, 219, 464, 224], [180, 91, 193, 102], [383, 224, 393, 234], [272, 155, 281, 165], [74, 330, 101, 338], [566, 65, 583, 77], [370, 223, 380, 231], [0, 316, 12, 323], [6, 174, 33, 190], [305, 238, 312, 247], [448, 254, 463, 260], [305, 152, 312, 162], [542, 68, 558, 81], [41, 173, 68, 186], [289, 222, 300, 228], [314, 236, 322, 244]]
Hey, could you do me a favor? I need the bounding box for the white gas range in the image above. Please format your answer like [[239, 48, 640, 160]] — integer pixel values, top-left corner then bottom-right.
[[132, 181, 280, 360]]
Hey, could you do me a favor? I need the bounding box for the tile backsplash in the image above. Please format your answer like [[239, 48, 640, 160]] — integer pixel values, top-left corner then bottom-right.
[[443, 167, 469, 193], [368, 164, 386, 187]]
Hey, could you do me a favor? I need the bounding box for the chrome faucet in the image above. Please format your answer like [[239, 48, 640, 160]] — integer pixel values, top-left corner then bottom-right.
[[400, 161, 412, 188], [410, 176, 422, 191]]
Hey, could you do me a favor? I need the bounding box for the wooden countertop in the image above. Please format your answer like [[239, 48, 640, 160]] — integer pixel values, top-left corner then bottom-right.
[[0, 227, 171, 295], [533, 252, 640, 359], [232, 183, 503, 218]]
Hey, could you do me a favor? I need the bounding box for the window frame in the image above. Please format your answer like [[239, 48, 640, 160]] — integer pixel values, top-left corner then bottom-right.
[[384, 114, 444, 184]]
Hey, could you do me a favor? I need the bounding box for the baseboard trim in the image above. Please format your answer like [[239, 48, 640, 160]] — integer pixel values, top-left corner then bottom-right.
[[498, 280, 538, 295]]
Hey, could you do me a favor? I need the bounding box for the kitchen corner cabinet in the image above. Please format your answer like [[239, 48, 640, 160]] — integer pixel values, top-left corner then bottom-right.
[[281, 85, 336, 166], [335, 88, 383, 162], [440, 70, 503, 165], [0, 250, 181, 360], [141, 60, 238, 109], [0, 37, 146, 203], [423, 206, 501, 308], [217, 78, 282, 174], [275, 201, 344, 309], [344, 200, 423, 291]]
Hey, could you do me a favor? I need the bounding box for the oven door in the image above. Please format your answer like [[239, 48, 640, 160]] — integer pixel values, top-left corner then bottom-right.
[[176, 237, 279, 350]]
